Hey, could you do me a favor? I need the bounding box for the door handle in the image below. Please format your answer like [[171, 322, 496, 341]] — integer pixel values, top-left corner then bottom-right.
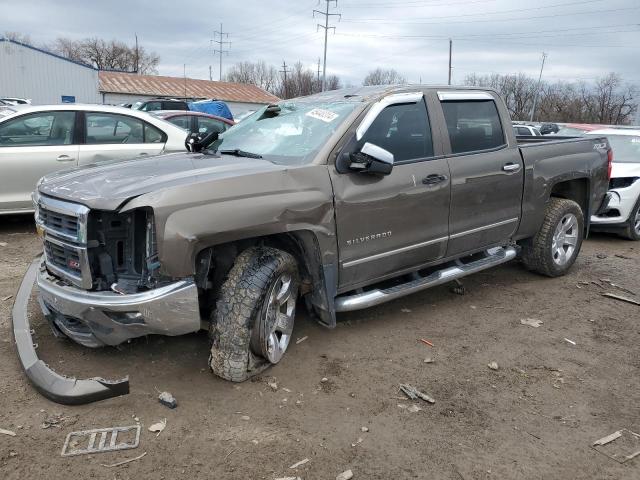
[[502, 163, 521, 172], [56, 155, 74, 162], [422, 174, 448, 185]]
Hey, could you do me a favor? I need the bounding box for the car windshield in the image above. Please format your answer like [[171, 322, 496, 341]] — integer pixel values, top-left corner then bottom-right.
[[207, 101, 358, 165], [131, 102, 143, 110], [606, 135, 640, 163]]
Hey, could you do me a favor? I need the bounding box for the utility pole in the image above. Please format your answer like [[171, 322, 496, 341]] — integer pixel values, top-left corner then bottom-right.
[[183, 64, 187, 100], [317, 57, 321, 87], [448, 39, 452, 85], [529, 52, 547, 122], [314, 1, 341, 91], [209, 65, 212, 81], [213, 23, 231, 81], [134, 33, 139, 74], [280, 60, 290, 99]]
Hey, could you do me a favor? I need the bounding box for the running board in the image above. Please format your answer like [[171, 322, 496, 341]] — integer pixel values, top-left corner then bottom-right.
[[334, 246, 518, 312]]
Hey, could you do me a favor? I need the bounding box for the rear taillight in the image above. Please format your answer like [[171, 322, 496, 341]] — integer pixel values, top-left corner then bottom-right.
[[607, 148, 613, 180]]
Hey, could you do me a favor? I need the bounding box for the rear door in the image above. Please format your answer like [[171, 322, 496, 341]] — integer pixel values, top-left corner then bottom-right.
[[331, 92, 451, 290], [435, 91, 523, 256], [0, 111, 78, 212], [79, 112, 166, 164]]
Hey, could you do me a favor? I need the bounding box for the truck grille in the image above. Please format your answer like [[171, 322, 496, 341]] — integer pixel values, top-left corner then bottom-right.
[[35, 194, 92, 289]]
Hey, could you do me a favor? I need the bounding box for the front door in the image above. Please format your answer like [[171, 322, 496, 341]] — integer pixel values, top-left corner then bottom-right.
[[436, 93, 523, 256], [0, 111, 78, 212], [331, 94, 451, 290], [79, 112, 165, 164]]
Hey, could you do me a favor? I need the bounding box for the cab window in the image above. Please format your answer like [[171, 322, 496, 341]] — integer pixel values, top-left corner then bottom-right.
[[360, 101, 433, 162], [0, 111, 76, 147], [441, 100, 506, 154]]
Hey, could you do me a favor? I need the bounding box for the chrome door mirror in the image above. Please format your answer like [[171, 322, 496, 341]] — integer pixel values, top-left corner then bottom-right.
[[349, 142, 394, 175]]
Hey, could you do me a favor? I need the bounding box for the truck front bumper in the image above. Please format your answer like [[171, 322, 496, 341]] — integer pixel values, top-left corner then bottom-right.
[[37, 260, 201, 347]]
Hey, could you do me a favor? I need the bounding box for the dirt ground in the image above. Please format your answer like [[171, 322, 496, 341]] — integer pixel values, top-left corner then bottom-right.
[[0, 214, 638, 480]]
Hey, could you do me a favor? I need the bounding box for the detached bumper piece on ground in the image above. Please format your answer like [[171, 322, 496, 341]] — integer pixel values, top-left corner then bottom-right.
[[11, 260, 129, 405]]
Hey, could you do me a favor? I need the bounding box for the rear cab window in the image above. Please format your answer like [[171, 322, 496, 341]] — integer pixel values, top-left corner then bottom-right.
[[440, 97, 506, 154]]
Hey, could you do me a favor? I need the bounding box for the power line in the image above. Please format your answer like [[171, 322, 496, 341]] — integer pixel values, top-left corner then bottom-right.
[[213, 23, 231, 81], [314, 0, 341, 91]]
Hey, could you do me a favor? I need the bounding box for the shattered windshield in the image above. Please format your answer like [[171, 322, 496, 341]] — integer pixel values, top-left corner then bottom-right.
[[208, 101, 357, 165]]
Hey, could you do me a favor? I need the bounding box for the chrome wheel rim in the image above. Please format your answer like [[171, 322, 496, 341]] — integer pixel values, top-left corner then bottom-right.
[[634, 207, 640, 235], [258, 273, 296, 364], [551, 213, 578, 266]]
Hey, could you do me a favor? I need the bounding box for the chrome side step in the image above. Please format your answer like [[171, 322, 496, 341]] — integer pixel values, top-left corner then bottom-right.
[[334, 246, 518, 312]]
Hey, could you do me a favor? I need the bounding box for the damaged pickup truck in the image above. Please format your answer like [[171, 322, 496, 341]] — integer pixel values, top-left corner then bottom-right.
[[15, 85, 612, 404]]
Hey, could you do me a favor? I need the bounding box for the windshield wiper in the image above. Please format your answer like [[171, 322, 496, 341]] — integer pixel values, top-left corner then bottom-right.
[[219, 149, 263, 159]]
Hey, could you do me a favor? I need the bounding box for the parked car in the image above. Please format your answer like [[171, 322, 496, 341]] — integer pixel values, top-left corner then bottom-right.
[[151, 110, 234, 136], [554, 123, 604, 136], [513, 124, 542, 136], [132, 98, 189, 112], [1, 97, 32, 105], [16, 85, 611, 404], [587, 128, 640, 240], [0, 104, 188, 214], [539, 122, 559, 135]]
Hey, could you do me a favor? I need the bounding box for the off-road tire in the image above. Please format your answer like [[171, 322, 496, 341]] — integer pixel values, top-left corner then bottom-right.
[[520, 198, 584, 277], [620, 199, 640, 241], [209, 246, 298, 382]]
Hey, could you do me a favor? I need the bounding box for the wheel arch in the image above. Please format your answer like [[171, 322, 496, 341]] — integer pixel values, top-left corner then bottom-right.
[[548, 177, 591, 234]]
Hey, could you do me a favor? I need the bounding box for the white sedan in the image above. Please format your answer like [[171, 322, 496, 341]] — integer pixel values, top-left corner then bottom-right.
[[0, 104, 188, 214], [588, 128, 640, 240]]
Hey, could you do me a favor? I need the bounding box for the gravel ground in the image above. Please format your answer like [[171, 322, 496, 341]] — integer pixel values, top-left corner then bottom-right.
[[0, 214, 638, 480]]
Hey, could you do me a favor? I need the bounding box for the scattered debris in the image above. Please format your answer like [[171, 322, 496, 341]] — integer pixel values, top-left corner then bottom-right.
[[423, 357, 434, 364], [0, 428, 16, 436], [592, 429, 640, 463], [268, 381, 279, 391], [615, 254, 632, 260], [602, 292, 640, 306], [2, 295, 12, 301], [399, 384, 435, 404], [397, 404, 407, 409], [158, 391, 177, 409], [289, 458, 309, 469], [321, 377, 328, 383], [520, 318, 543, 328], [361, 426, 369, 432], [407, 405, 422, 413], [564, 338, 576, 346], [101, 451, 147, 468], [275, 477, 301, 480], [596, 253, 607, 259], [400, 308, 412, 313], [351, 437, 364, 447], [0, 242, 7, 247], [148, 419, 166, 437], [419, 338, 434, 347], [488, 361, 499, 370], [241, 415, 250, 421], [42, 413, 77, 429], [336, 469, 354, 480], [295, 336, 308, 345], [61, 425, 141, 457]]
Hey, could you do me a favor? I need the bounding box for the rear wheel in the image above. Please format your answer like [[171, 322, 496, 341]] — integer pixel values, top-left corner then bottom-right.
[[621, 199, 640, 241], [521, 198, 584, 277], [209, 246, 299, 382]]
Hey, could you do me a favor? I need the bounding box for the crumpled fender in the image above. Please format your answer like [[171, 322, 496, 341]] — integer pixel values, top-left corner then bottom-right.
[[12, 259, 129, 405]]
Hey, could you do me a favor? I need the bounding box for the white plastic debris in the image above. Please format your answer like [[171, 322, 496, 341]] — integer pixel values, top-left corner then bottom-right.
[[158, 391, 177, 408], [407, 405, 422, 413], [488, 361, 499, 370], [336, 469, 354, 480], [520, 318, 543, 328], [268, 381, 278, 391], [148, 419, 166, 437], [289, 458, 309, 469], [564, 338, 576, 346], [361, 426, 369, 432], [295, 336, 308, 344], [0, 428, 16, 436]]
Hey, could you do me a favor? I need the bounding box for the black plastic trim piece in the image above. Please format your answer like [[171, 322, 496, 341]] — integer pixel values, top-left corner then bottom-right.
[[11, 259, 129, 405]]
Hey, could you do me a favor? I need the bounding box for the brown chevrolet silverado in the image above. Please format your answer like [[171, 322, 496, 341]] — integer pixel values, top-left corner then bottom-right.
[[14, 85, 612, 404]]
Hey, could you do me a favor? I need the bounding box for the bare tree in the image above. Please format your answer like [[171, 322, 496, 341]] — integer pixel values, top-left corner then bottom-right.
[[225, 61, 279, 92], [47, 37, 159, 74], [3, 31, 31, 44], [362, 68, 407, 86]]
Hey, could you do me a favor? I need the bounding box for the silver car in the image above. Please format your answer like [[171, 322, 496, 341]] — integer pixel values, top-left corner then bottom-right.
[[0, 104, 188, 214]]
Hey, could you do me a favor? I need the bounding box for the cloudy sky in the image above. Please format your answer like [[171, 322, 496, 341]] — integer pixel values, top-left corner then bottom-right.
[[2, 0, 639, 86]]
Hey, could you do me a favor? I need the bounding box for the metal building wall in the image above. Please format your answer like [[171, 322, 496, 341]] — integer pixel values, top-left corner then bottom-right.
[[0, 40, 101, 105]]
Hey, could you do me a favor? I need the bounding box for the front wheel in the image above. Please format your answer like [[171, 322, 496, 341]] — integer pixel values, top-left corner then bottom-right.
[[621, 199, 640, 241], [521, 198, 584, 277], [209, 247, 299, 382]]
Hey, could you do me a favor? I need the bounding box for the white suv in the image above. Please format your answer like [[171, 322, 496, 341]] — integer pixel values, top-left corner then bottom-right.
[[587, 128, 640, 240]]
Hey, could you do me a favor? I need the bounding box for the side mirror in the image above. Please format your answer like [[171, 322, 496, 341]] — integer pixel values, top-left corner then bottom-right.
[[185, 131, 219, 152], [348, 142, 394, 175]]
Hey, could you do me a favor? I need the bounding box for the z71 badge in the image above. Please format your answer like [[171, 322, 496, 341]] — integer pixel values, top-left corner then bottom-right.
[[346, 231, 392, 246]]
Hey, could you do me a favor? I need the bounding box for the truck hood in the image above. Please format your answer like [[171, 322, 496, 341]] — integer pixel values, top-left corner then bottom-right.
[[38, 152, 287, 211]]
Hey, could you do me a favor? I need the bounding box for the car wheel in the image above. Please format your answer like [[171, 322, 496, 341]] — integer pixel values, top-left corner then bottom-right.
[[621, 199, 640, 241], [521, 198, 584, 277], [209, 246, 299, 382]]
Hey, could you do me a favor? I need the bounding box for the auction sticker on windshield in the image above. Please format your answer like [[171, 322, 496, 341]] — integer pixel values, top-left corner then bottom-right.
[[306, 108, 339, 123]]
